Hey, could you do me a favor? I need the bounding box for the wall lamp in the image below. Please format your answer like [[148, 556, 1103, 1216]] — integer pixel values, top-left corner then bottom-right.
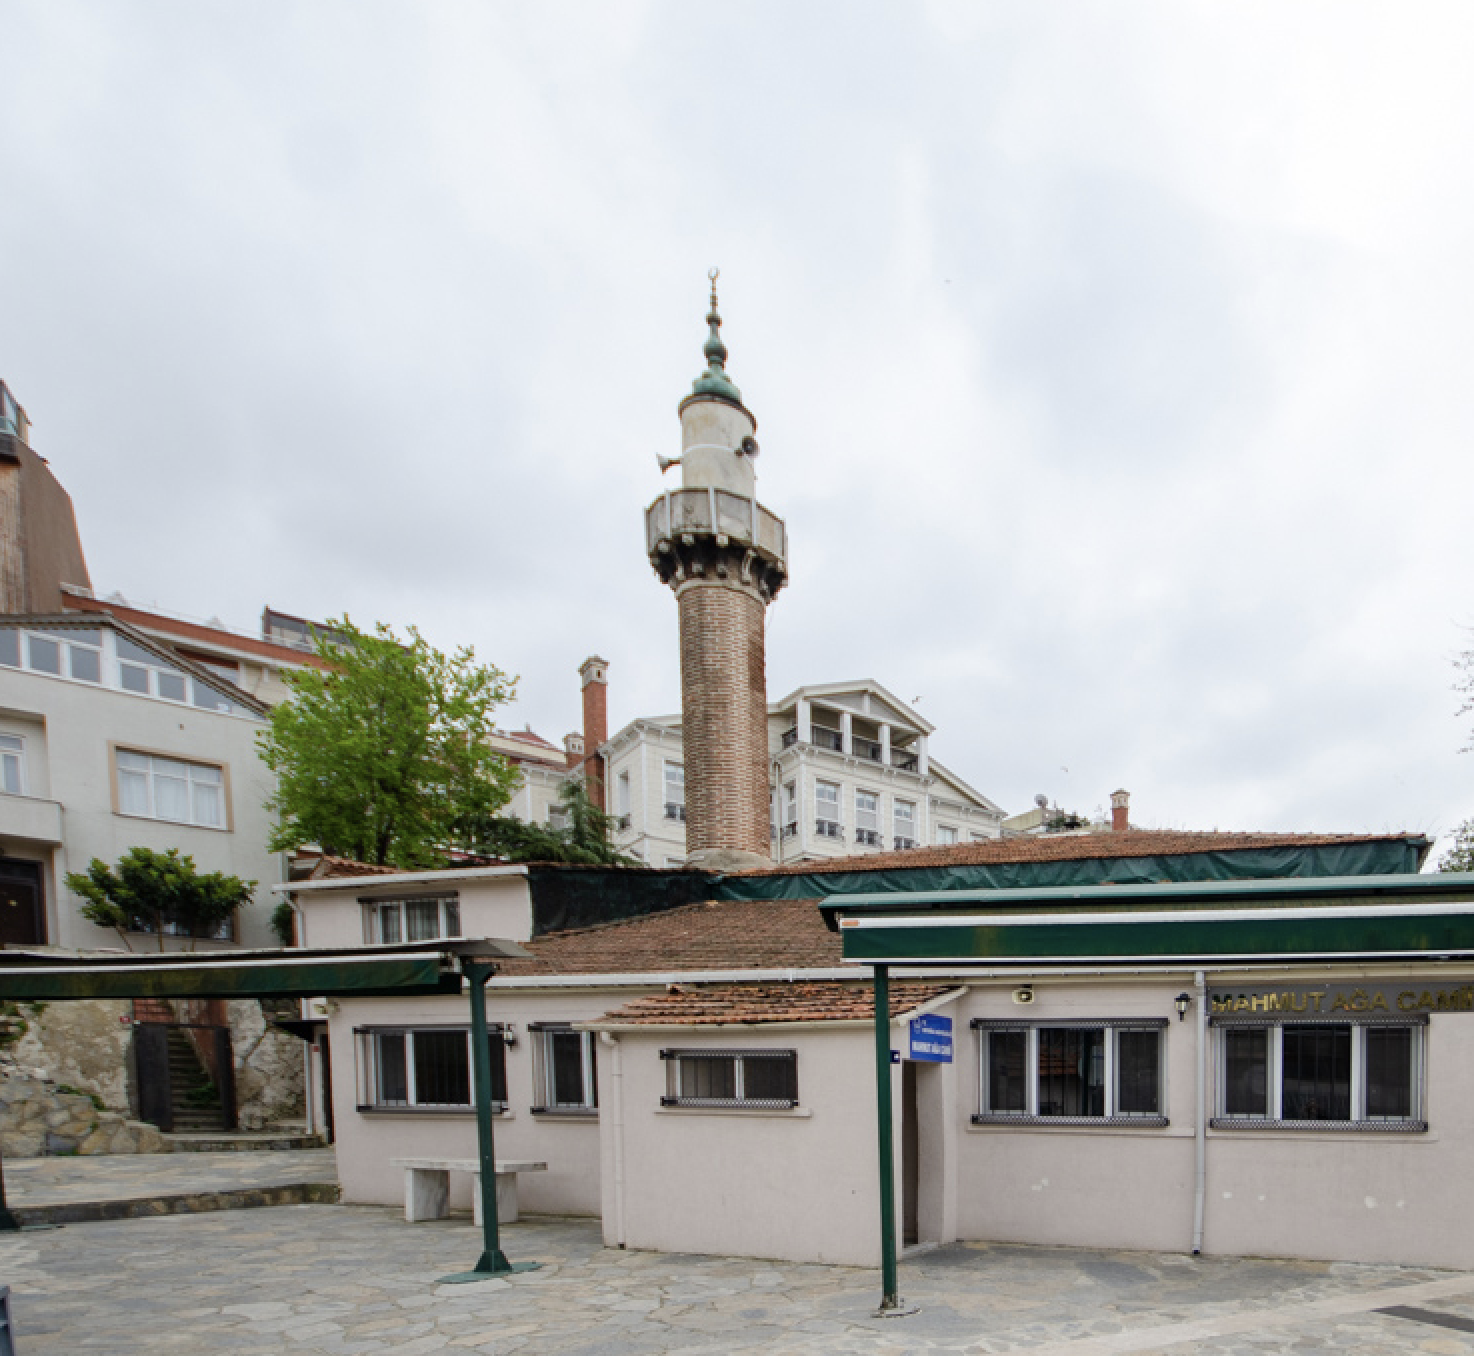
[[1174, 992, 1192, 1022], [501, 1024, 518, 1048]]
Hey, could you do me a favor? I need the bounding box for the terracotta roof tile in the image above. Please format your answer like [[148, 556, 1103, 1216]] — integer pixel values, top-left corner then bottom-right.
[[594, 980, 960, 1025], [497, 896, 840, 977], [734, 830, 1426, 877], [309, 855, 404, 879]]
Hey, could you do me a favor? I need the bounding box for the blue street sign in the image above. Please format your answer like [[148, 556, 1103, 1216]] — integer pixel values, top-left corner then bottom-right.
[[909, 1014, 953, 1063]]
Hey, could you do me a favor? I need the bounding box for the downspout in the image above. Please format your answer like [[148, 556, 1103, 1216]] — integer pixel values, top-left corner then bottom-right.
[[1192, 968, 1207, 1256], [601, 1031, 626, 1247]]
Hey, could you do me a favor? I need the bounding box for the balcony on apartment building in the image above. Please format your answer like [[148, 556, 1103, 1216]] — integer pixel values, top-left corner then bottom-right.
[[779, 716, 922, 773]]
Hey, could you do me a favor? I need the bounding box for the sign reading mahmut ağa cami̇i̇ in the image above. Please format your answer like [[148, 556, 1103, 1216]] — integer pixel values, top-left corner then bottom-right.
[[1210, 982, 1474, 1016]]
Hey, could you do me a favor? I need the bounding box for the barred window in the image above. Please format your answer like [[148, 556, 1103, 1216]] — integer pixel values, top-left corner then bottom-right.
[[530, 1024, 598, 1114], [661, 1048, 798, 1110], [1213, 1018, 1424, 1130], [973, 1019, 1168, 1126], [355, 1026, 506, 1112]]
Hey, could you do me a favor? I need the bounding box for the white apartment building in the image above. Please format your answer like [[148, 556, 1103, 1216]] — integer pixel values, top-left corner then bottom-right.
[[602, 680, 1006, 866], [0, 612, 282, 950]]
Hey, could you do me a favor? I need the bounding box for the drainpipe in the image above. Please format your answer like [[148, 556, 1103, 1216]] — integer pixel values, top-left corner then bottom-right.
[[1192, 968, 1207, 1256], [601, 1031, 626, 1247]]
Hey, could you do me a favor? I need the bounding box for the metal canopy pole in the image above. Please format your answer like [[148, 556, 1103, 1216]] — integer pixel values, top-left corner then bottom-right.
[[872, 964, 903, 1313], [439, 960, 538, 1283]]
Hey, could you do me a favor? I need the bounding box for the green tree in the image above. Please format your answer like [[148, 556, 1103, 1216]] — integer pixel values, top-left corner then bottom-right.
[[1438, 820, 1474, 873], [258, 617, 519, 868], [463, 775, 638, 866], [66, 847, 255, 952]]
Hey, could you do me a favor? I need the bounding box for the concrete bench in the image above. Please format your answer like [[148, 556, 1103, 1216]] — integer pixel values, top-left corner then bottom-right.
[[390, 1157, 547, 1226]]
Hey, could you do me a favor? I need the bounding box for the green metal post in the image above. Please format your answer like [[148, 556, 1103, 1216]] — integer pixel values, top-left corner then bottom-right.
[[439, 961, 538, 1283], [873, 964, 900, 1311]]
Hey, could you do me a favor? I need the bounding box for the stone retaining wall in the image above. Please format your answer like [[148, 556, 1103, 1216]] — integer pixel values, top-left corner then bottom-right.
[[0, 1076, 166, 1157]]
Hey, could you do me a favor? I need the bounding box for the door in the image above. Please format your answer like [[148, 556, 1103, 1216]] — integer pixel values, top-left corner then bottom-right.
[[0, 860, 44, 947], [902, 1060, 920, 1247], [134, 1023, 173, 1132]]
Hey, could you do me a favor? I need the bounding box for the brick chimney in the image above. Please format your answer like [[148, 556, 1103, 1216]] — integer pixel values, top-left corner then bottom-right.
[[579, 656, 609, 809], [1110, 789, 1130, 832]]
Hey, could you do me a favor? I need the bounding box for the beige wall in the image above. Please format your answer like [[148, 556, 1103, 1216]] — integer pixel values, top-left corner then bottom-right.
[[327, 986, 629, 1218], [597, 1025, 887, 1267], [290, 872, 533, 950]]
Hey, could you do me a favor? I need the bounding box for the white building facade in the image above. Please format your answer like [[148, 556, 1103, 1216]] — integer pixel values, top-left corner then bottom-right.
[[602, 680, 1006, 866]]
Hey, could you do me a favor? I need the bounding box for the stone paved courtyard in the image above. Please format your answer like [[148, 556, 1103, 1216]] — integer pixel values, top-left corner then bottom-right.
[[8, 1204, 1474, 1354]]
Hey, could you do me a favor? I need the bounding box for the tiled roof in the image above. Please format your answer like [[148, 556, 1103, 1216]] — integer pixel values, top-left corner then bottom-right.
[[497, 896, 840, 977], [734, 830, 1427, 878], [593, 980, 961, 1026], [309, 855, 404, 879]]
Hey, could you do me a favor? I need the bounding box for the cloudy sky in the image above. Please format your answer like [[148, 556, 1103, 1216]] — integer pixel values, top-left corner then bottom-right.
[[6, 3, 1474, 852]]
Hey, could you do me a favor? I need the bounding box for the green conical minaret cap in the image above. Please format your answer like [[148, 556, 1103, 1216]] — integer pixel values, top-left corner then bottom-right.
[[689, 268, 743, 404]]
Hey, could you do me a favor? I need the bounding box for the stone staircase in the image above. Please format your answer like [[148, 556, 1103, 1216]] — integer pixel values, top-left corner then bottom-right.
[[166, 1027, 226, 1133]]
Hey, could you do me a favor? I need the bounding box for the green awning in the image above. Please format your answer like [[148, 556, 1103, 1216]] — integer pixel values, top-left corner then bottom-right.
[[835, 874, 1474, 966], [0, 940, 527, 1001]]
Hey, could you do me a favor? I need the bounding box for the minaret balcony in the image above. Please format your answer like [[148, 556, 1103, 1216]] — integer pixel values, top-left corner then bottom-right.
[[646, 487, 788, 599]]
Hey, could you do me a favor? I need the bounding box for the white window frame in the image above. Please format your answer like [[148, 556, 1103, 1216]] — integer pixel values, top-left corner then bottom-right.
[[855, 789, 881, 845], [781, 781, 798, 838], [365, 895, 461, 944], [0, 733, 25, 796], [529, 1024, 598, 1114], [893, 799, 916, 850], [113, 748, 228, 829], [815, 780, 842, 838], [1212, 1019, 1425, 1130], [660, 1048, 799, 1109], [975, 1019, 1169, 1126], [663, 760, 686, 822], [355, 1025, 507, 1112], [937, 824, 958, 846]]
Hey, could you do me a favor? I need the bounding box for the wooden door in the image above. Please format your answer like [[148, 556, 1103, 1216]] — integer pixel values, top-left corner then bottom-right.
[[0, 860, 44, 947]]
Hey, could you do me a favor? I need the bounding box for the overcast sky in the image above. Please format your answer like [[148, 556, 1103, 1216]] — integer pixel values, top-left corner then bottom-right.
[[6, 3, 1474, 853]]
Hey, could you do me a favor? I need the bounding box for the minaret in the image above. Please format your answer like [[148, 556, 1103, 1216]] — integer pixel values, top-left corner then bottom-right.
[[646, 273, 788, 869]]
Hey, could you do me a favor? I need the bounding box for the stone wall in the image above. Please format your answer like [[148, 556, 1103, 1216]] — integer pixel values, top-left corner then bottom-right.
[[0, 1076, 165, 1157], [228, 999, 306, 1131]]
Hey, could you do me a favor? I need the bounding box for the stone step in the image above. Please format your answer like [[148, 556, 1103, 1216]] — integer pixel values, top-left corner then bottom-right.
[[10, 1180, 339, 1227], [162, 1131, 325, 1153]]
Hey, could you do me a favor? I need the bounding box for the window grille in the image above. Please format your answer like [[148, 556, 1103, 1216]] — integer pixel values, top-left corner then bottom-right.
[[972, 1018, 1168, 1126], [529, 1024, 598, 1114], [354, 1025, 506, 1112], [1209, 1016, 1426, 1131], [660, 1048, 798, 1109]]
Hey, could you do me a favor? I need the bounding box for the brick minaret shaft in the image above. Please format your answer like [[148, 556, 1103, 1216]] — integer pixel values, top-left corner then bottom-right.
[[646, 273, 788, 869]]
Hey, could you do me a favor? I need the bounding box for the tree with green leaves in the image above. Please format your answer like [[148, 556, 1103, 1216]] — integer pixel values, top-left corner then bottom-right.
[[258, 617, 519, 868], [1439, 820, 1474, 874], [66, 847, 255, 952], [462, 775, 638, 866]]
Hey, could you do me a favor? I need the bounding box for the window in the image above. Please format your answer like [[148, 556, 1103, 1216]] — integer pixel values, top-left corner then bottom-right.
[[663, 761, 686, 822], [893, 799, 916, 850], [0, 625, 102, 683], [1213, 1018, 1424, 1130], [616, 771, 631, 817], [356, 1026, 507, 1112], [815, 781, 842, 838], [974, 1019, 1168, 1125], [116, 636, 190, 702], [368, 895, 461, 944], [530, 1024, 597, 1113], [661, 1048, 798, 1109], [0, 734, 23, 795], [115, 750, 226, 828], [937, 825, 958, 846], [855, 790, 881, 846], [782, 782, 798, 838], [548, 803, 570, 831]]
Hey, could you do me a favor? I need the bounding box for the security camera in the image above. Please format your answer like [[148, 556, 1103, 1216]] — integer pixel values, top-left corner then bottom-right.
[[738, 436, 759, 459]]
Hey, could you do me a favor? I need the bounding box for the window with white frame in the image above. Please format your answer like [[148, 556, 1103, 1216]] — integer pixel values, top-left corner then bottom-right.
[[530, 1024, 598, 1113], [548, 803, 570, 831], [1213, 1017, 1425, 1130], [0, 624, 103, 684], [855, 790, 881, 846], [974, 1018, 1169, 1125], [0, 734, 24, 795], [937, 825, 958, 846], [893, 799, 916, 850], [115, 750, 226, 828], [663, 761, 686, 822], [782, 782, 797, 838], [661, 1048, 798, 1109], [617, 771, 632, 817], [355, 1026, 507, 1111], [815, 781, 842, 838], [368, 895, 461, 944], [116, 635, 190, 702]]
